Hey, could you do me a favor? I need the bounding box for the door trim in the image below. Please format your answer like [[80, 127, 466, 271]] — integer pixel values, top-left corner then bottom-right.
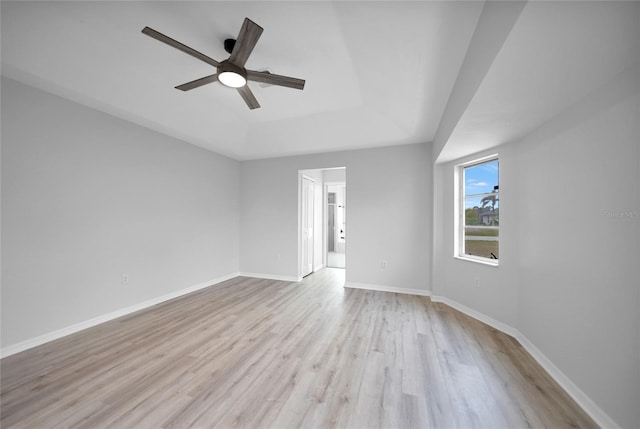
[[298, 173, 315, 279]]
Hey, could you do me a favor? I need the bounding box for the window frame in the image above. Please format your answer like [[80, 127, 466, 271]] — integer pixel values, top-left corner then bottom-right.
[[455, 155, 500, 266]]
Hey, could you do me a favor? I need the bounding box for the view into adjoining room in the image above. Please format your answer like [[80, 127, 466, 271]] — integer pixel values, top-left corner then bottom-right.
[[326, 183, 346, 269], [299, 167, 346, 277]]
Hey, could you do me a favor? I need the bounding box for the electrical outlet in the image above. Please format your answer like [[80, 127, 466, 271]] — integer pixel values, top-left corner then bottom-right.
[[474, 276, 480, 288], [121, 274, 129, 285], [381, 260, 388, 269]]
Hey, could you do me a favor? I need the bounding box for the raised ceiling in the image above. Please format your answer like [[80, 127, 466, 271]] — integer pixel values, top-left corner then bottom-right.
[[0, 1, 483, 160], [437, 0, 640, 163], [2, 1, 638, 162]]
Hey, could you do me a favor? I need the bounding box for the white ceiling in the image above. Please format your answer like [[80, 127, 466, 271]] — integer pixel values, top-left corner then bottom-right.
[[2, 1, 638, 161], [437, 0, 640, 163], [0, 1, 482, 160]]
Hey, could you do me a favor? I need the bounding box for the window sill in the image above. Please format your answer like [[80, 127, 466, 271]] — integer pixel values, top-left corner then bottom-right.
[[454, 255, 499, 267]]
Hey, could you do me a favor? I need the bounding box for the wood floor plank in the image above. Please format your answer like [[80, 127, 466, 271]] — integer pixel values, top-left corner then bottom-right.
[[1, 268, 597, 428]]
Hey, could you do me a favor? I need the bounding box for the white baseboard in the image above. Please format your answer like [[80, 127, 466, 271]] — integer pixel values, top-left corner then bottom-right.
[[0, 272, 238, 359], [431, 295, 620, 429], [514, 333, 620, 429], [313, 264, 326, 272], [430, 295, 519, 338], [238, 272, 301, 283], [345, 282, 431, 297]]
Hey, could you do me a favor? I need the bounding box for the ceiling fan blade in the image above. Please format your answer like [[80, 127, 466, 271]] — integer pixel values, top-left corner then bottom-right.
[[247, 70, 305, 90], [142, 27, 219, 68], [175, 74, 218, 91], [228, 18, 264, 67], [237, 85, 260, 110]]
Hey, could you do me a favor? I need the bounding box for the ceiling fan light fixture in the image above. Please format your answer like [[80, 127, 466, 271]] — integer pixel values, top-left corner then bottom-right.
[[217, 61, 247, 88], [218, 71, 247, 88]]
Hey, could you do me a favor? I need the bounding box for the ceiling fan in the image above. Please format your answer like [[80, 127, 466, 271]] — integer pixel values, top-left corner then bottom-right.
[[142, 18, 305, 110]]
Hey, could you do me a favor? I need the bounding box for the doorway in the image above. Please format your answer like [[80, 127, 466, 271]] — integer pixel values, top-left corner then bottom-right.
[[298, 167, 346, 280], [326, 183, 346, 269]]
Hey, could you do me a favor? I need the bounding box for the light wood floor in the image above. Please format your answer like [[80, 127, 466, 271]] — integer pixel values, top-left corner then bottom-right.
[[1, 268, 597, 428]]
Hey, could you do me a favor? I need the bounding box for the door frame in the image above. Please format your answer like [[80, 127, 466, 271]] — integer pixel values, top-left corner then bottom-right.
[[298, 173, 315, 280], [297, 169, 346, 280]]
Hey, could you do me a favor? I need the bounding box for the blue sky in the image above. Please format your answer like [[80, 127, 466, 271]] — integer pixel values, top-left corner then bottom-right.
[[465, 160, 499, 208]]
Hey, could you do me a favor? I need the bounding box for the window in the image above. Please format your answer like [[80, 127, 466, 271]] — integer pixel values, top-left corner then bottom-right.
[[458, 157, 499, 264]]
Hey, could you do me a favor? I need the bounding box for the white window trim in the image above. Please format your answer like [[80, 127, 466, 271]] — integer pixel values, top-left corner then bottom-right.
[[454, 154, 499, 266], [455, 254, 499, 267]]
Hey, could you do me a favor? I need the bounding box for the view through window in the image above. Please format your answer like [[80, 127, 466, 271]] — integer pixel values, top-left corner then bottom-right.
[[462, 158, 499, 261]]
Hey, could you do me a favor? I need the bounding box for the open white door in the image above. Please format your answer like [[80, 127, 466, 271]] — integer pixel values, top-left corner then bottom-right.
[[301, 176, 314, 277]]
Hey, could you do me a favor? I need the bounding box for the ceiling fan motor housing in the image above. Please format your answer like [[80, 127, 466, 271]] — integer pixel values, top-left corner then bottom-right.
[[218, 60, 247, 79], [224, 39, 236, 54], [218, 60, 246, 78]]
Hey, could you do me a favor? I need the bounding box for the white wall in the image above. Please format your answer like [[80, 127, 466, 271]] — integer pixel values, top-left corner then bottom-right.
[[323, 168, 346, 183], [514, 83, 639, 429], [240, 144, 432, 291], [1, 77, 240, 349], [433, 70, 640, 428]]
